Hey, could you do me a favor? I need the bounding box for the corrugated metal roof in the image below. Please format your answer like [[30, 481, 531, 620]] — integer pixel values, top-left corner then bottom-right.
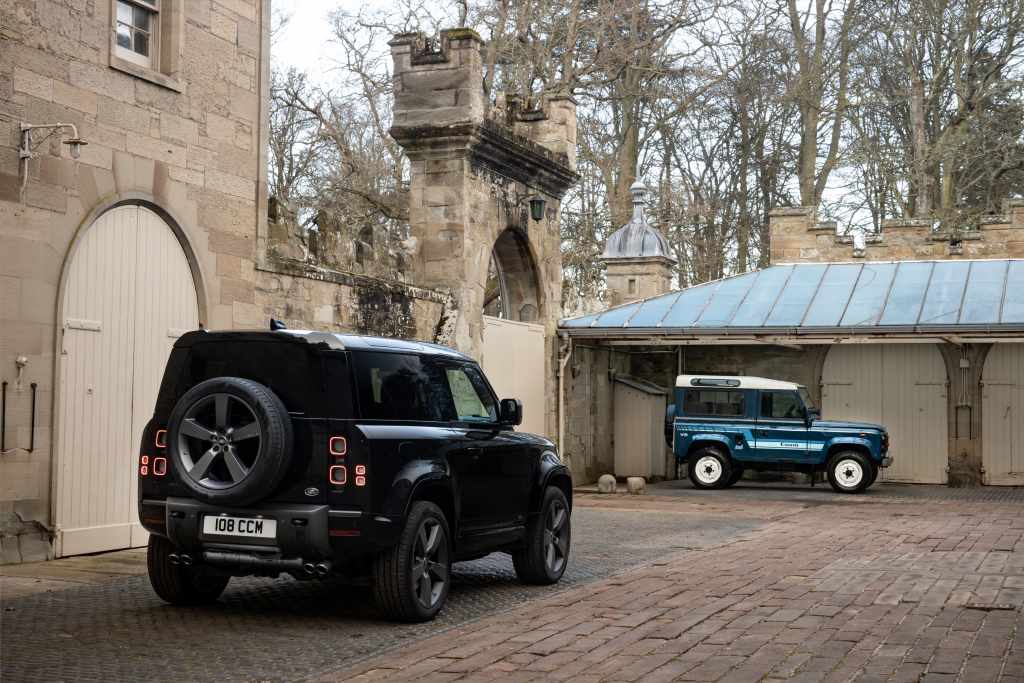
[[561, 260, 1024, 333]]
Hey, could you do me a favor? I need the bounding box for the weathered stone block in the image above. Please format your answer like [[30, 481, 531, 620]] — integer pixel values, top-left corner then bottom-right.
[[598, 474, 617, 494], [13, 67, 53, 101], [52, 80, 97, 115]]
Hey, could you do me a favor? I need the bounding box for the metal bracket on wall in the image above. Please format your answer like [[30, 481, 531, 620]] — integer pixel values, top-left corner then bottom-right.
[[1, 380, 6, 452], [28, 382, 36, 452]]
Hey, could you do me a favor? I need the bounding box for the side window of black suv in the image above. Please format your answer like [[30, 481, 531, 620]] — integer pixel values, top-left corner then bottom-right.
[[442, 364, 498, 423], [352, 351, 454, 422]]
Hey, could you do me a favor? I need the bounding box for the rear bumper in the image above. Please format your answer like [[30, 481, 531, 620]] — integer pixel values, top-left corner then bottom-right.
[[881, 456, 893, 468], [160, 497, 333, 559], [141, 497, 402, 563]]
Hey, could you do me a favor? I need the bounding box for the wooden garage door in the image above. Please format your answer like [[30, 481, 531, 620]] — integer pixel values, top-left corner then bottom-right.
[[55, 206, 199, 557], [822, 344, 948, 483], [481, 316, 547, 437], [982, 344, 1024, 485]]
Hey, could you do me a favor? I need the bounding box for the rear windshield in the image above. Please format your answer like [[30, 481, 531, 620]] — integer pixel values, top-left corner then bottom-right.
[[156, 340, 352, 418], [682, 389, 746, 417]]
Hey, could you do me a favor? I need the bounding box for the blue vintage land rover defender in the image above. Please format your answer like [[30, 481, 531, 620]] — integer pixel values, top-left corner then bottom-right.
[[668, 375, 892, 494]]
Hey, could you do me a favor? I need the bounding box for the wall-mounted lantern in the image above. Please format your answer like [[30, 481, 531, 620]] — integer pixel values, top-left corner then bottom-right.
[[528, 195, 546, 222], [18, 122, 88, 200]]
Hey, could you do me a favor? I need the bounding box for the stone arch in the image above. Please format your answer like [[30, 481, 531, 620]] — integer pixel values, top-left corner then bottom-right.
[[483, 227, 543, 322]]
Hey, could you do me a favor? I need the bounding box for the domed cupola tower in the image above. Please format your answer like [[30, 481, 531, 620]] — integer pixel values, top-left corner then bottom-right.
[[600, 181, 677, 306]]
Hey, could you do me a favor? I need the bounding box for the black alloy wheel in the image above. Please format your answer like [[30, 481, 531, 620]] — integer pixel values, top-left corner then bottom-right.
[[411, 516, 450, 613], [178, 393, 262, 490], [513, 486, 572, 585], [168, 377, 292, 506], [543, 497, 570, 576], [373, 501, 452, 622]]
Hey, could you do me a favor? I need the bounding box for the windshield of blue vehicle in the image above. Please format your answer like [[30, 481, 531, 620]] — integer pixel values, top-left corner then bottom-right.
[[798, 386, 817, 413]]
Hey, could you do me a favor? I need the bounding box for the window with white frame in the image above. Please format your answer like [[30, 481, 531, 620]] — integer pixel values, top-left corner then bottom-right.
[[115, 0, 158, 68]]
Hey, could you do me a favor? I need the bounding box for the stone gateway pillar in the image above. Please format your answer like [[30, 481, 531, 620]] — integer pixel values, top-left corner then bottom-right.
[[388, 29, 578, 360]]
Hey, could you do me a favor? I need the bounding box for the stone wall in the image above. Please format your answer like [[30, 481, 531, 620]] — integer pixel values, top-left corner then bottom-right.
[[604, 257, 675, 308], [769, 200, 1024, 263], [0, 0, 270, 562]]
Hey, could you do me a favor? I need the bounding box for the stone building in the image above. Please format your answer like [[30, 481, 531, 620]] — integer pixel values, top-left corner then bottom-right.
[[1, 10, 576, 563], [1, 0, 273, 562], [560, 201, 1024, 488]]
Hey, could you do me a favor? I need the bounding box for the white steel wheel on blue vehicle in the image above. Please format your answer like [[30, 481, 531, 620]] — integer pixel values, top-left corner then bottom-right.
[[827, 451, 874, 494], [688, 447, 732, 489]]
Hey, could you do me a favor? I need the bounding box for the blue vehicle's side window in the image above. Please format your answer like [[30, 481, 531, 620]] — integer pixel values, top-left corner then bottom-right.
[[682, 389, 745, 417], [760, 391, 805, 420]]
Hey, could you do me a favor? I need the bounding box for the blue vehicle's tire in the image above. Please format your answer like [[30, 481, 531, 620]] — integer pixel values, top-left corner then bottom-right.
[[688, 447, 732, 489], [725, 466, 744, 487], [827, 451, 874, 494]]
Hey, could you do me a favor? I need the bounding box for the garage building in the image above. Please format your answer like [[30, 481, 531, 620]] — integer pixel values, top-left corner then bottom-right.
[[558, 191, 1024, 487]]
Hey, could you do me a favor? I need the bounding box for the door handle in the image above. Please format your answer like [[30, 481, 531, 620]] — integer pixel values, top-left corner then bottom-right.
[[466, 447, 482, 460]]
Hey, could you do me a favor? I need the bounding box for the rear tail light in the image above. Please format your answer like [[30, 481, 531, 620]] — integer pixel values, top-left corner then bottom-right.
[[153, 457, 167, 476], [155, 429, 167, 448], [328, 435, 348, 488], [355, 464, 367, 487], [329, 465, 347, 485], [140, 455, 149, 476]]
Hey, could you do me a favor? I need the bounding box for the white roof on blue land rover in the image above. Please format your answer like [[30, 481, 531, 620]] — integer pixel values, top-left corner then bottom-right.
[[676, 375, 800, 390]]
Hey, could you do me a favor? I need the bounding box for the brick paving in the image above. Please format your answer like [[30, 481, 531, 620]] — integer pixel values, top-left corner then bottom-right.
[[329, 493, 1024, 683], [0, 502, 763, 683]]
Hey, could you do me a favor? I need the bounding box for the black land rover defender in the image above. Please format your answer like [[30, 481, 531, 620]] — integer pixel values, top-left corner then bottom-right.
[[138, 329, 572, 622]]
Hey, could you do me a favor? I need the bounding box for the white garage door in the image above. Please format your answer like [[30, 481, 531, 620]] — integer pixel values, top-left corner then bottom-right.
[[982, 344, 1024, 485], [55, 205, 199, 557], [481, 316, 547, 437], [822, 344, 948, 483]]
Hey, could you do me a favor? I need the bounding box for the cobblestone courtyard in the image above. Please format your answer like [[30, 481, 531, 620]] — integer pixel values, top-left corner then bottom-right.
[[4, 483, 1024, 682]]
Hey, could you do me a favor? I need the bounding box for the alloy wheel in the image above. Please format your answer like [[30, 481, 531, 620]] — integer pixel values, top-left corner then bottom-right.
[[544, 500, 569, 575], [412, 518, 449, 610], [177, 393, 263, 490]]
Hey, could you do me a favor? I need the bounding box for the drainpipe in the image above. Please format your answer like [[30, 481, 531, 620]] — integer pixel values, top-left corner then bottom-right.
[[557, 332, 573, 466]]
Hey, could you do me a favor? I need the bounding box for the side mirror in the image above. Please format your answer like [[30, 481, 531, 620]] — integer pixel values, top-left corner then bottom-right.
[[499, 398, 523, 426], [664, 404, 677, 447], [806, 408, 821, 424]]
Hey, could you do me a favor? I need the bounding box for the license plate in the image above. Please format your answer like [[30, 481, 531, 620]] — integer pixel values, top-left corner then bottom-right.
[[202, 515, 277, 539]]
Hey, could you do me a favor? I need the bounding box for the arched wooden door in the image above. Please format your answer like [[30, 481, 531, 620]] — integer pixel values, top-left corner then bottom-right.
[[55, 205, 199, 556]]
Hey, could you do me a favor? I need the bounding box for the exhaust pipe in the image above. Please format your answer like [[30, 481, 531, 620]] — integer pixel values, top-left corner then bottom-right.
[[180, 554, 194, 566], [303, 562, 316, 576], [201, 550, 305, 573], [314, 561, 332, 577], [168, 553, 180, 566]]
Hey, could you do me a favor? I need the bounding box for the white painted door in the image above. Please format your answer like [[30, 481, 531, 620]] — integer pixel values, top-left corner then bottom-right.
[[481, 316, 547, 437], [56, 206, 198, 557], [982, 344, 1024, 485], [822, 344, 948, 484]]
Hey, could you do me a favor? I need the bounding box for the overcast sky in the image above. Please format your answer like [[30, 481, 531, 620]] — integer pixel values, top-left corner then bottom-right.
[[272, 2, 345, 82]]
